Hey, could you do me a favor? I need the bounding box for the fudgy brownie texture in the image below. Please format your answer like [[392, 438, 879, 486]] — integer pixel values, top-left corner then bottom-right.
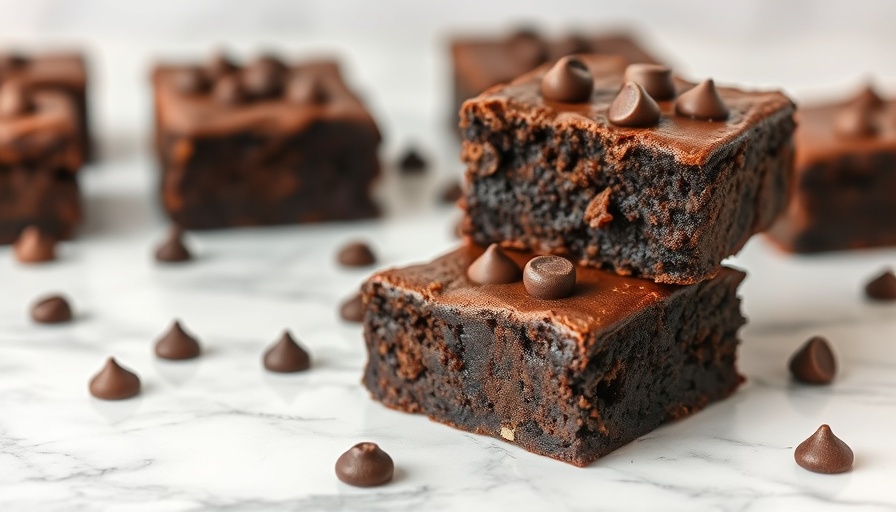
[[451, 30, 659, 125], [362, 244, 746, 467], [152, 57, 380, 230], [767, 86, 896, 252], [459, 55, 796, 284], [0, 90, 83, 244]]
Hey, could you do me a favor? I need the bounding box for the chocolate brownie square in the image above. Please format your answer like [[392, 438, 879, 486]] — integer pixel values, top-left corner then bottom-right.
[[459, 54, 796, 284], [0, 83, 83, 244], [451, 29, 660, 124], [767, 85, 896, 252], [152, 54, 381, 229], [0, 51, 91, 161], [361, 244, 745, 466]]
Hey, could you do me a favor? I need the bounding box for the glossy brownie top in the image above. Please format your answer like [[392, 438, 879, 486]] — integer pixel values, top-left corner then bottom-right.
[[153, 54, 380, 138], [461, 54, 795, 167]]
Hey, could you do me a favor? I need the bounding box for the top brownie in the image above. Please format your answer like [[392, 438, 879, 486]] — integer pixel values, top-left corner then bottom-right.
[[459, 55, 796, 284]]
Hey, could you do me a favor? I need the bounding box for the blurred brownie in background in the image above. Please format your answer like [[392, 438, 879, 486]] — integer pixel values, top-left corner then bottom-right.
[[767, 84, 896, 252], [151, 52, 381, 230], [0, 51, 91, 161], [450, 28, 661, 123], [0, 80, 84, 244]]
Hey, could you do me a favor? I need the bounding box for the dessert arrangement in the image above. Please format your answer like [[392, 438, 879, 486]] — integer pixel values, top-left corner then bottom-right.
[[2, 25, 895, 501]]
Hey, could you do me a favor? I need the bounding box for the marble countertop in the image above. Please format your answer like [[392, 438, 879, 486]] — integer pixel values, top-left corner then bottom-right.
[[2, 34, 896, 512]]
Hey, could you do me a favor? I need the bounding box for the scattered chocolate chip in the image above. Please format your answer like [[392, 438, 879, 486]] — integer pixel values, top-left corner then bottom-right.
[[13, 226, 56, 264], [675, 79, 729, 121], [794, 425, 854, 474], [154, 320, 201, 360], [523, 255, 576, 299], [552, 34, 591, 58], [834, 105, 877, 138], [205, 50, 237, 79], [0, 81, 34, 118], [467, 244, 521, 285], [440, 183, 463, 205], [339, 293, 364, 323], [624, 63, 676, 101], [174, 68, 210, 95], [263, 331, 311, 373], [335, 442, 394, 487], [89, 357, 141, 400], [154, 226, 193, 263], [287, 75, 329, 105], [865, 268, 896, 301], [508, 28, 547, 67], [608, 82, 661, 127], [789, 336, 836, 385], [243, 57, 285, 98], [337, 241, 377, 267], [852, 84, 884, 110], [398, 147, 428, 175], [30, 295, 73, 324], [213, 75, 246, 105], [540, 56, 593, 103]]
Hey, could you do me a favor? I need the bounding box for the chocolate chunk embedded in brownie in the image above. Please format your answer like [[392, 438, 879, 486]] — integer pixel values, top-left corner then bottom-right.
[[361, 244, 746, 467]]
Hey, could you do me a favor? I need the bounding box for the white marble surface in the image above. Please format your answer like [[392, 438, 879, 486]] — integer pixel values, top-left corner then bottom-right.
[[2, 28, 896, 512]]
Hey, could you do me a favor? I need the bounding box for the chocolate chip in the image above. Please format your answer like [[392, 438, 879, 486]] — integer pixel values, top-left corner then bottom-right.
[[154, 320, 201, 360], [440, 183, 463, 204], [0, 81, 34, 118], [624, 64, 676, 101], [263, 331, 310, 373], [89, 357, 141, 400], [794, 425, 854, 474], [865, 268, 896, 301], [507, 28, 547, 67], [608, 82, 661, 128], [243, 58, 285, 99], [789, 336, 836, 385], [540, 56, 593, 103], [398, 147, 428, 175], [155, 226, 193, 263], [205, 50, 237, 79], [552, 34, 591, 58], [335, 442, 394, 487], [835, 104, 878, 138], [339, 293, 364, 323], [467, 244, 521, 285], [30, 295, 73, 324], [675, 79, 729, 121], [337, 241, 376, 267], [287, 75, 329, 105], [13, 226, 56, 264], [523, 255, 576, 299], [852, 84, 884, 110], [174, 68, 210, 95], [213, 75, 246, 106]]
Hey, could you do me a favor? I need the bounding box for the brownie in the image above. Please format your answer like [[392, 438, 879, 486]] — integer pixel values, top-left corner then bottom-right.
[[451, 29, 659, 124], [767, 86, 896, 252], [0, 51, 91, 161], [459, 55, 796, 284], [152, 55, 381, 230], [0, 86, 83, 244], [361, 244, 746, 467]]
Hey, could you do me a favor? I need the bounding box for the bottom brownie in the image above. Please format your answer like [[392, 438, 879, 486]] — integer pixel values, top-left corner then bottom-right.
[[361, 244, 745, 466], [0, 168, 81, 244]]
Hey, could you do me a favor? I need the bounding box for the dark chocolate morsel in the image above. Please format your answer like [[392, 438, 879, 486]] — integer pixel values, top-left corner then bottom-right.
[[213, 75, 246, 105], [552, 34, 591, 58], [287, 75, 329, 105], [243, 58, 285, 99], [337, 241, 377, 267], [675, 79, 729, 121], [30, 295, 74, 324], [262, 331, 311, 373], [507, 28, 547, 67], [834, 105, 877, 138], [865, 268, 896, 301], [205, 50, 237, 79], [523, 255, 576, 299], [0, 81, 34, 118], [788, 336, 836, 385], [624, 63, 676, 101], [794, 424, 854, 474], [154, 320, 201, 360], [608, 82, 661, 128], [540, 56, 593, 103], [467, 244, 521, 285], [89, 358, 141, 400], [174, 68, 210, 95], [441, 183, 463, 204], [398, 148, 427, 174], [335, 442, 394, 487], [339, 293, 364, 323], [14, 226, 56, 264], [154, 226, 193, 263]]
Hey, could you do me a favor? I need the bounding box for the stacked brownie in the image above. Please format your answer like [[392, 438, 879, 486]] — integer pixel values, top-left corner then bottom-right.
[[361, 54, 796, 466]]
